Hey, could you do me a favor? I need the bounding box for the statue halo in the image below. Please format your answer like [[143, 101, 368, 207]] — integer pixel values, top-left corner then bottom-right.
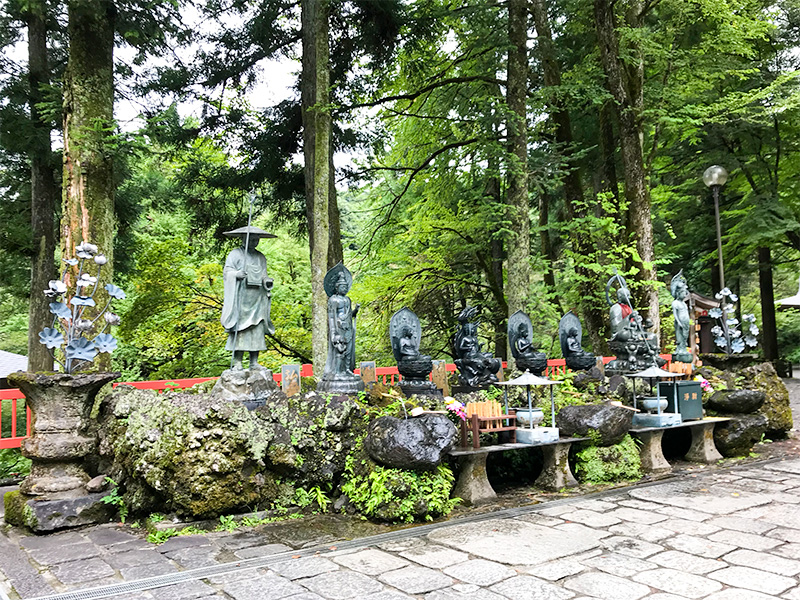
[[323, 262, 353, 297]]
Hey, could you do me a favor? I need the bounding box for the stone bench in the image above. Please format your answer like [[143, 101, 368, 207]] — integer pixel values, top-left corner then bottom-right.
[[449, 437, 589, 505], [629, 416, 731, 474]]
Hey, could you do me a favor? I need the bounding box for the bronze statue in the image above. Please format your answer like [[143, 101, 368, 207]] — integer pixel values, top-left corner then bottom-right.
[[508, 310, 547, 375], [559, 311, 595, 371], [221, 225, 277, 369], [390, 307, 440, 397], [318, 263, 364, 394], [604, 270, 662, 374], [671, 270, 692, 363], [453, 306, 501, 388]]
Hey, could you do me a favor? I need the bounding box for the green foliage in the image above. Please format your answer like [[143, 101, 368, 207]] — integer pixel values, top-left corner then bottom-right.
[[0, 291, 28, 355], [215, 514, 237, 532], [574, 435, 642, 484], [100, 477, 129, 523], [0, 449, 31, 480]]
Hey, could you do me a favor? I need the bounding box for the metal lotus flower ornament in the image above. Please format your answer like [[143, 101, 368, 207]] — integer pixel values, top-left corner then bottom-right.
[[709, 287, 759, 355], [39, 242, 124, 373]]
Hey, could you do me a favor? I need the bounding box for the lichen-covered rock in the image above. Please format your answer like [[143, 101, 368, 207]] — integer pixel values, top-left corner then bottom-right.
[[365, 414, 456, 470], [556, 404, 634, 446], [96, 386, 365, 518], [740, 362, 793, 437], [713, 414, 768, 457], [706, 389, 765, 414]]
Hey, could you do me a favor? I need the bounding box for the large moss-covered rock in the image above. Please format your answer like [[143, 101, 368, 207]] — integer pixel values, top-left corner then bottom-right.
[[706, 389, 765, 414], [556, 404, 634, 446], [97, 386, 365, 518], [365, 414, 456, 470], [714, 414, 768, 457]]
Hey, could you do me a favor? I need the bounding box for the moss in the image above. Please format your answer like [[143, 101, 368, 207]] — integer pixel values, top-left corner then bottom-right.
[[3, 490, 36, 528], [574, 434, 641, 484]]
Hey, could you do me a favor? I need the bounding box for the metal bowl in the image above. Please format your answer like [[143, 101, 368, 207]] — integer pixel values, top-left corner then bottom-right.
[[515, 408, 545, 428], [640, 396, 668, 413]]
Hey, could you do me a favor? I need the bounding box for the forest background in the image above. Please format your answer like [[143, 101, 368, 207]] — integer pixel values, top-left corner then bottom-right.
[[1, 0, 800, 382]]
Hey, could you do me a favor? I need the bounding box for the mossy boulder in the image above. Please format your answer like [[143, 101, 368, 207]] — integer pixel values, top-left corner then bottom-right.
[[714, 414, 768, 457], [574, 434, 642, 484], [97, 386, 365, 518]]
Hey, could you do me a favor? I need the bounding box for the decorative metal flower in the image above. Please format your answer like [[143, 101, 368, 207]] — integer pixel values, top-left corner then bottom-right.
[[104, 312, 121, 326], [39, 328, 64, 349], [76, 274, 98, 288], [709, 308, 723, 319], [65, 337, 98, 362], [745, 336, 758, 347], [48, 280, 67, 295], [63, 258, 79, 266], [105, 284, 126, 300], [70, 296, 96, 307], [49, 302, 72, 319], [731, 339, 745, 353], [74, 318, 93, 331], [75, 241, 98, 259], [94, 254, 108, 265], [93, 333, 117, 353]]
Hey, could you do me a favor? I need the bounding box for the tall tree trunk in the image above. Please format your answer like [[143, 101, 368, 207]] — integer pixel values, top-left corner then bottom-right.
[[327, 147, 343, 268], [62, 0, 115, 370], [531, 0, 605, 351], [302, 0, 332, 373], [594, 0, 659, 335], [26, 0, 58, 372], [506, 0, 531, 354], [758, 246, 778, 361]]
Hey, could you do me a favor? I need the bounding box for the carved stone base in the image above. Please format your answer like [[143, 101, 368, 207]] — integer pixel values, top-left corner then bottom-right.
[[399, 379, 442, 399], [630, 429, 672, 474], [516, 353, 548, 376], [686, 422, 723, 463], [317, 371, 365, 395], [452, 452, 496, 505], [4, 489, 114, 533], [210, 366, 280, 408], [535, 442, 579, 491]]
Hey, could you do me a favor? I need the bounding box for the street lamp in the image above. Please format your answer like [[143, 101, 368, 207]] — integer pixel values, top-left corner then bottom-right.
[[703, 165, 729, 289]]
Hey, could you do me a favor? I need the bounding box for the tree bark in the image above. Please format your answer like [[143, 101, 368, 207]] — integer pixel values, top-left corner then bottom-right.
[[505, 0, 531, 347], [758, 246, 778, 361], [62, 0, 115, 370], [26, 0, 58, 372], [593, 0, 659, 335], [302, 0, 332, 373]]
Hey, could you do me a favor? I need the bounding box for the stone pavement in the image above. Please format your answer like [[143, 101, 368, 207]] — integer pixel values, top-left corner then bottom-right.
[[2, 373, 799, 600], [4, 456, 800, 600]]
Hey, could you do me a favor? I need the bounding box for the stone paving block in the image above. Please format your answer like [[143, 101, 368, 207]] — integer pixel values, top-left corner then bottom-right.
[[270, 556, 340, 580], [332, 548, 410, 575], [599, 536, 664, 559], [153, 580, 218, 600], [51, 557, 116, 585], [554, 522, 613, 539], [739, 503, 800, 529], [723, 548, 800, 575], [427, 518, 606, 566], [302, 570, 384, 598], [106, 539, 152, 553], [607, 521, 673, 542], [653, 505, 712, 522], [19, 531, 85, 549], [705, 589, 782, 600], [86, 527, 140, 546], [563, 571, 650, 600], [213, 531, 268, 551], [782, 586, 800, 599], [166, 546, 221, 569], [425, 586, 506, 600], [558, 509, 621, 528], [378, 565, 451, 594], [0, 531, 57, 598], [361, 591, 414, 600], [580, 552, 656, 577], [489, 575, 575, 600], [708, 566, 796, 595], [768, 526, 800, 543], [515, 514, 566, 527], [629, 482, 771, 514], [104, 548, 172, 569], [706, 515, 777, 534], [377, 538, 426, 553], [157, 534, 212, 553], [536, 504, 575, 517], [648, 550, 725, 574], [120, 561, 179, 580], [29, 541, 101, 565], [665, 533, 736, 558], [570, 499, 618, 512], [606, 507, 669, 525], [234, 543, 292, 559], [399, 544, 469, 569], [773, 542, 800, 560], [708, 528, 783, 550], [223, 572, 307, 600], [633, 567, 723, 598], [443, 558, 515, 586], [643, 595, 689, 600], [617, 498, 665, 511], [657, 518, 721, 536], [283, 594, 326, 600], [526, 557, 588, 581], [765, 460, 800, 475]]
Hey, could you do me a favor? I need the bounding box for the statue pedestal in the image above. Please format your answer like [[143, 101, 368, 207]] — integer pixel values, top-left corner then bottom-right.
[[399, 379, 442, 399], [317, 372, 365, 395], [210, 366, 279, 409]]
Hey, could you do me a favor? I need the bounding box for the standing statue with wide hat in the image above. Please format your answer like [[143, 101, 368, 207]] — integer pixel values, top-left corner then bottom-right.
[[220, 224, 277, 370]]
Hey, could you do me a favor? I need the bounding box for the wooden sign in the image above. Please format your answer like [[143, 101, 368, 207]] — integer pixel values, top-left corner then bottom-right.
[[432, 360, 450, 396], [359, 361, 377, 384], [281, 364, 301, 397]]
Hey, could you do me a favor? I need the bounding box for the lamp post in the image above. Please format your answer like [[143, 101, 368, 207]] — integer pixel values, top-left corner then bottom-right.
[[703, 165, 729, 290]]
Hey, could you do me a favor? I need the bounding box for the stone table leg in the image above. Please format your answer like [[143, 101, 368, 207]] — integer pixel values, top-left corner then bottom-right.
[[535, 443, 578, 491], [453, 452, 496, 505], [685, 422, 723, 463], [631, 430, 671, 474]]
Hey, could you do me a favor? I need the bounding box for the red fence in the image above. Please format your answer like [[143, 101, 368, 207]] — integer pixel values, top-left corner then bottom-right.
[[0, 355, 672, 449]]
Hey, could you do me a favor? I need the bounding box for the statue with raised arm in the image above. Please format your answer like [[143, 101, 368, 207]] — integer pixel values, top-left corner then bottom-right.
[[220, 225, 277, 369], [508, 310, 547, 375], [390, 307, 440, 397], [318, 263, 365, 394], [453, 306, 501, 388], [671, 270, 692, 363]]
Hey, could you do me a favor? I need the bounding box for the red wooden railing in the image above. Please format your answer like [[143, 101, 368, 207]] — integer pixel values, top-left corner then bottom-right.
[[0, 355, 672, 449]]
